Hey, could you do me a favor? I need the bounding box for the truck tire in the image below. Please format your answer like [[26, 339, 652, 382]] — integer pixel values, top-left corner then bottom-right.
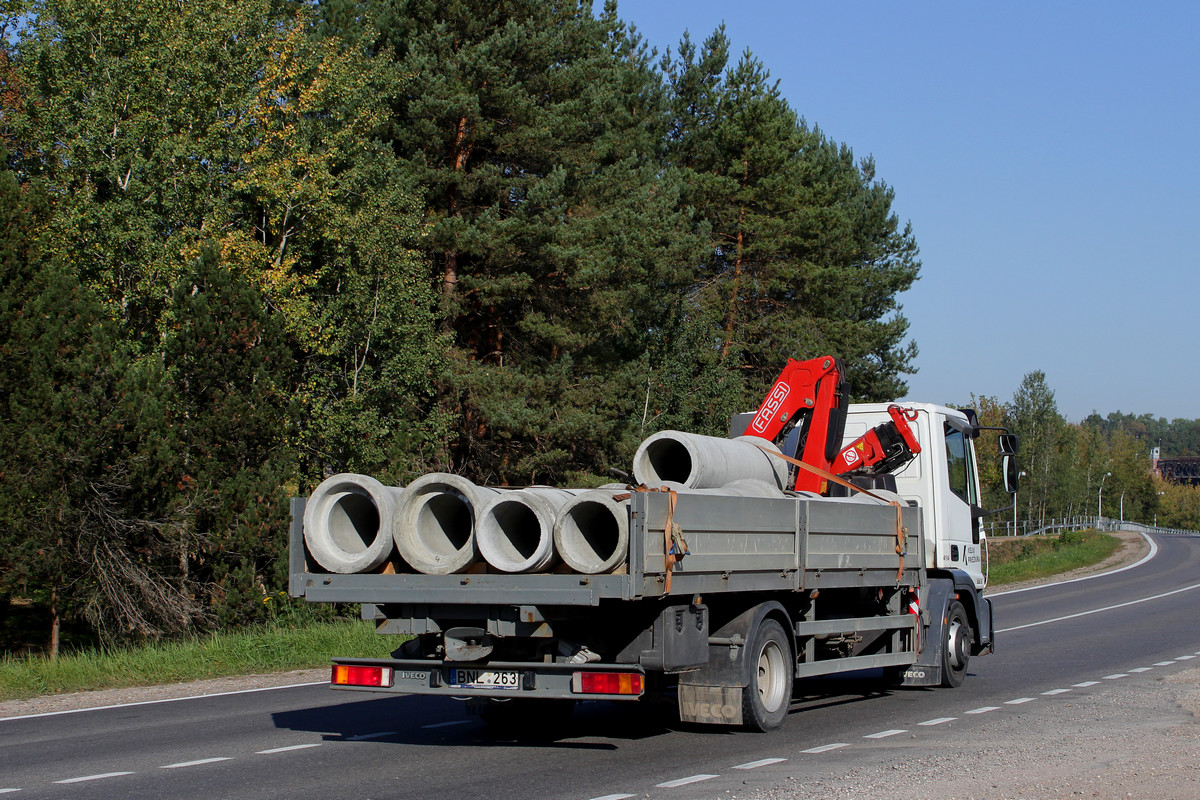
[[742, 618, 793, 731], [940, 600, 971, 688]]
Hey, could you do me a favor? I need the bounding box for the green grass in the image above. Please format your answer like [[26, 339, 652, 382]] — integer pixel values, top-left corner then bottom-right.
[[987, 530, 1121, 586], [0, 620, 397, 703]]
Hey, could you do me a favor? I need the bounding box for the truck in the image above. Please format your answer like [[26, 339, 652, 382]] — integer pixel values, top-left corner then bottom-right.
[[288, 356, 1019, 731]]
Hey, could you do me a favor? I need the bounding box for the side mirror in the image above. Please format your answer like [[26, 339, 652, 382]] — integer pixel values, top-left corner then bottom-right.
[[1003, 455, 1020, 494], [999, 433, 1019, 456]]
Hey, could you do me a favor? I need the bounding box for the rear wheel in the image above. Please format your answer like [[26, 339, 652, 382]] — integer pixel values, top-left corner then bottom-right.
[[742, 618, 793, 731], [940, 600, 971, 688]]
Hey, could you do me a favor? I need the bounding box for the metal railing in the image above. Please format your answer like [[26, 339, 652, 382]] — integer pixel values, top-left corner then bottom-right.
[[984, 516, 1197, 538]]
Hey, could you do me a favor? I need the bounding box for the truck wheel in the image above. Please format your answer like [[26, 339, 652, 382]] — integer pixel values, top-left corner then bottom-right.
[[742, 618, 793, 731], [940, 600, 971, 688]]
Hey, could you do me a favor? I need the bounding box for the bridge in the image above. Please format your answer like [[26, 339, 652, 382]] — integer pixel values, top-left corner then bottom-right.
[[1156, 457, 1200, 486]]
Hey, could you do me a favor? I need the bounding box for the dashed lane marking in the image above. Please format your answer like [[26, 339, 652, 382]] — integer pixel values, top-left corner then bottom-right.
[[656, 774, 718, 788], [587, 795, 635, 800], [1042, 688, 1071, 695], [347, 731, 398, 740], [421, 720, 472, 729], [1176, 655, 1196, 661], [1103, 673, 1129, 679], [918, 717, 956, 726], [1005, 698, 1035, 705], [1155, 661, 1176, 666], [0, 789, 21, 794], [256, 743, 322, 755], [1129, 667, 1153, 673], [802, 743, 850, 754], [54, 772, 134, 784], [864, 729, 908, 739], [733, 758, 787, 769], [965, 706, 1000, 714], [1074, 681, 1100, 687], [161, 757, 232, 769]]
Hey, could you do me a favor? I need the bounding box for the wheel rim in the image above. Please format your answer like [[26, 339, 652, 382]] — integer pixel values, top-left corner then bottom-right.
[[946, 619, 968, 671], [757, 639, 788, 713]]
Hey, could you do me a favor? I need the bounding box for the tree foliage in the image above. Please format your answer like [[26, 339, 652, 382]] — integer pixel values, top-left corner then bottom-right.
[[2, 1, 936, 653]]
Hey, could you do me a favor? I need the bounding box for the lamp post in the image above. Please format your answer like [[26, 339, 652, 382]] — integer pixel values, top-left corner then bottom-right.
[[1013, 471, 1027, 535], [1156, 491, 1165, 527], [1098, 472, 1111, 523]]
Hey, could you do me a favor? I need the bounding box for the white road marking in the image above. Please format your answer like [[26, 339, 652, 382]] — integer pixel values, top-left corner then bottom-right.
[[0, 789, 22, 794], [918, 717, 956, 726], [161, 757, 232, 769], [347, 731, 399, 740], [1103, 673, 1129, 680], [1129, 667, 1153, 673], [256, 743, 322, 754], [0, 681, 328, 723], [588, 795, 635, 800], [54, 772, 134, 784], [965, 706, 1000, 714], [802, 742, 850, 753], [733, 758, 787, 769], [1005, 697, 1035, 705], [1073, 681, 1100, 687], [421, 720, 472, 729], [996, 580, 1200, 634], [1042, 688, 1071, 695], [1154, 661, 1176, 666], [1176, 655, 1196, 661], [656, 774, 718, 788], [864, 729, 908, 739]]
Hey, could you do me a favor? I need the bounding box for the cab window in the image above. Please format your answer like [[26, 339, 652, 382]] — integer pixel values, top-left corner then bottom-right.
[[944, 425, 978, 506]]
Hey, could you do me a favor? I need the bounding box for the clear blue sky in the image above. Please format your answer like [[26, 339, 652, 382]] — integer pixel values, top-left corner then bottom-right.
[[616, 1, 1199, 422]]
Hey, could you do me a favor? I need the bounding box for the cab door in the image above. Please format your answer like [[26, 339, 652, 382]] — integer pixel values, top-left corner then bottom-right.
[[941, 421, 986, 587]]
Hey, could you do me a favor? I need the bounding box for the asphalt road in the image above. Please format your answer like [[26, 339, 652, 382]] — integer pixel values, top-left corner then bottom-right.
[[3, 532, 1198, 800]]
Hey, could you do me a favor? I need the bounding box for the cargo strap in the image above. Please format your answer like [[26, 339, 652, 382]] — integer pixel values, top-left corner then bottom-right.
[[614, 485, 689, 594], [753, 445, 908, 584]]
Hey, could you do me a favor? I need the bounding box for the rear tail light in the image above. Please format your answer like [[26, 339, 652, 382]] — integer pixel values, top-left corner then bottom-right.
[[331, 664, 393, 688], [572, 671, 644, 696]]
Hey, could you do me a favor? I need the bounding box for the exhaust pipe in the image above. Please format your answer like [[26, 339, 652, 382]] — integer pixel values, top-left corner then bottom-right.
[[632, 431, 788, 490], [477, 487, 581, 573], [393, 473, 506, 575], [303, 473, 402, 574], [553, 489, 630, 574]]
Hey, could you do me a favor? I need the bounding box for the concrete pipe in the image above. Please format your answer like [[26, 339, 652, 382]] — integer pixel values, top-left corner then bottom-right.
[[632, 431, 788, 490], [553, 489, 630, 574], [303, 473, 402, 574], [393, 473, 507, 575], [477, 487, 581, 573]]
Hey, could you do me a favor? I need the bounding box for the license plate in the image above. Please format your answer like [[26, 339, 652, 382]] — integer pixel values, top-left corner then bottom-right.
[[449, 668, 520, 689]]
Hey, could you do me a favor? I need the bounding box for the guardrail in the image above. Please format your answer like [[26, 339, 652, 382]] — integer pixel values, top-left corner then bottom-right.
[[984, 516, 1197, 538]]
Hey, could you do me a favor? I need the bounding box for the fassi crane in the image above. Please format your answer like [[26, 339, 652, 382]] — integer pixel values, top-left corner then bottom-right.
[[742, 356, 922, 493]]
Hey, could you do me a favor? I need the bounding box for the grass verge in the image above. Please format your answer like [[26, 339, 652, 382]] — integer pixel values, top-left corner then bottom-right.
[[0, 620, 396, 703], [987, 530, 1121, 586]]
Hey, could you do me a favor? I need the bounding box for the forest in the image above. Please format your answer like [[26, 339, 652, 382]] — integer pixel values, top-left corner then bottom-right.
[[0, 0, 1196, 657]]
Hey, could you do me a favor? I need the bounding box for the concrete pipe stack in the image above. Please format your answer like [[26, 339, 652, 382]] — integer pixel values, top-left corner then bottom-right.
[[301, 430, 795, 577]]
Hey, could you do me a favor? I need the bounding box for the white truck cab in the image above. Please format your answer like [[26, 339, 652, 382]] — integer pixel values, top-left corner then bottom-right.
[[843, 403, 987, 589]]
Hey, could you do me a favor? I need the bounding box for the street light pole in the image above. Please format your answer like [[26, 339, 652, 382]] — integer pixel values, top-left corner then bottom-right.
[[1098, 472, 1111, 522]]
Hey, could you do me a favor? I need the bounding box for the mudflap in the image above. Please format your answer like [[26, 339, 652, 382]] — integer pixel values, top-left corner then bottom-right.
[[900, 577, 953, 687], [678, 684, 744, 725]]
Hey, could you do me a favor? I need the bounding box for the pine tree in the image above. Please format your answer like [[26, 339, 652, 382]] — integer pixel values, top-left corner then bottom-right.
[[363, 0, 701, 482]]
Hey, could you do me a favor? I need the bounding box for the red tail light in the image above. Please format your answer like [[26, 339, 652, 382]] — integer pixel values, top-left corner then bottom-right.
[[331, 664, 392, 688], [572, 671, 644, 696]]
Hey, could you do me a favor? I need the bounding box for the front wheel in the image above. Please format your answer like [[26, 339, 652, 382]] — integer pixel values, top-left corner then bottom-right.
[[940, 600, 971, 688], [742, 618, 793, 731]]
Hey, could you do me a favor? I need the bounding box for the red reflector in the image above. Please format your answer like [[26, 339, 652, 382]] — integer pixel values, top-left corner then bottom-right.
[[574, 671, 644, 696], [331, 664, 391, 687]]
